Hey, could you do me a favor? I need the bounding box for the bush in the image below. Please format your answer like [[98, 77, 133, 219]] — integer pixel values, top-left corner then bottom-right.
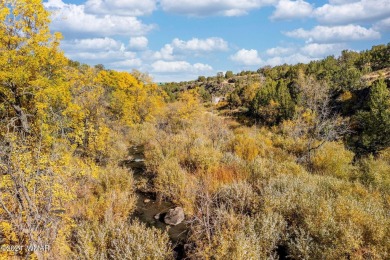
[[232, 134, 260, 161], [259, 174, 390, 259], [247, 156, 306, 185], [189, 194, 285, 260], [215, 182, 259, 214], [154, 158, 196, 212], [358, 155, 390, 193], [311, 142, 355, 179], [71, 164, 136, 223], [71, 221, 172, 260], [208, 212, 286, 260]]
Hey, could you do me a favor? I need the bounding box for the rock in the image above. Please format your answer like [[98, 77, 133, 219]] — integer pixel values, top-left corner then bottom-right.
[[144, 199, 151, 203], [164, 207, 185, 226], [154, 213, 161, 220]]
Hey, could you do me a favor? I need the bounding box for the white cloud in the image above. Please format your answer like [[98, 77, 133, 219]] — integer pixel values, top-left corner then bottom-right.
[[129, 36, 149, 50], [314, 0, 390, 25], [264, 43, 346, 66], [171, 37, 229, 52], [61, 38, 138, 62], [300, 43, 346, 57], [329, 0, 360, 5], [285, 25, 381, 43], [62, 37, 125, 51], [265, 53, 314, 66], [153, 44, 175, 60], [266, 46, 295, 56], [109, 59, 143, 69], [45, 0, 66, 8], [151, 60, 212, 73], [230, 49, 262, 66], [374, 17, 390, 32], [266, 43, 346, 58], [84, 0, 157, 16], [193, 63, 214, 71], [152, 37, 229, 60], [44, 0, 154, 36], [159, 0, 277, 17], [44, 0, 153, 71], [271, 0, 313, 20], [328, 0, 360, 4], [65, 51, 137, 62]]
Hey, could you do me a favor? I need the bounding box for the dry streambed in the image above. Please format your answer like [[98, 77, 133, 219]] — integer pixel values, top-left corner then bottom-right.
[[124, 146, 188, 259]]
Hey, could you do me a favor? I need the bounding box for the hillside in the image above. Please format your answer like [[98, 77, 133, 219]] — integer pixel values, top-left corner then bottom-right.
[[162, 45, 390, 105]]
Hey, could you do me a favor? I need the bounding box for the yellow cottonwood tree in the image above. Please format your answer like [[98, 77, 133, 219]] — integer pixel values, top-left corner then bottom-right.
[[0, 0, 66, 135], [176, 89, 203, 120], [97, 70, 165, 126], [61, 66, 112, 161], [0, 138, 75, 259], [0, 1, 75, 259]]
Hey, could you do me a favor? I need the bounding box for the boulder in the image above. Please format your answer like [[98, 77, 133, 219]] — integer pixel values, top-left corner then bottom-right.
[[164, 207, 185, 226], [154, 213, 161, 220]]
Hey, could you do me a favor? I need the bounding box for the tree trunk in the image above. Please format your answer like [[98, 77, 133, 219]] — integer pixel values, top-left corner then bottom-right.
[[12, 104, 30, 133]]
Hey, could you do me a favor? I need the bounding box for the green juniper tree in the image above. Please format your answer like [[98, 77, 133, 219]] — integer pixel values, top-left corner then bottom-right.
[[350, 78, 390, 156]]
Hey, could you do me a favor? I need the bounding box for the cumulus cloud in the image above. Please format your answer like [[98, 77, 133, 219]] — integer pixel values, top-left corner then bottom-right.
[[109, 59, 143, 69], [151, 60, 212, 73], [300, 43, 346, 57], [65, 50, 137, 62], [374, 17, 390, 32], [152, 37, 229, 60], [329, 0, 360, 5], [61, 37, 139, 62], [129, 36, 149, 50], [314, 0, 390, 25], [230, 49, 262, 66], [44, 0, 154, 36], [159, 0, 277, 17], [84, 0, 157, 16], [266, 43, 345, 58], [62, 37, 125, 51], [328, 0, 360, 4], [266, 46, 295, 56], [264, 43, 346, 66], [193, 63, 214, 71], [271, 0, 313, 20], [285, 25, 381, 43], [153, 44, 175, 60], [265, 53, 314, 66], [171, 37, 229, 52], [45, 0, 66, 8]]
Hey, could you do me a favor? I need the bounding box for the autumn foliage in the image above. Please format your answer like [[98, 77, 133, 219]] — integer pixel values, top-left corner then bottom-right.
[[1, 1, 390, 259]]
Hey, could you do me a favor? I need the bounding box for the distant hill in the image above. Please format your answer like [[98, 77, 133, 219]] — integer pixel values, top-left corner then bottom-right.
[[161, 43, 390, 103]]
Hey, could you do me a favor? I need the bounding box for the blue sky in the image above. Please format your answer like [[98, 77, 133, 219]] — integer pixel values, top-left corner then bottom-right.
[[44, 0, 390, 82]]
